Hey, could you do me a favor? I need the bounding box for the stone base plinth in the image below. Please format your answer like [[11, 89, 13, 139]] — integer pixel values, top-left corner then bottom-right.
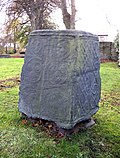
[[19, 30, 101, 129]]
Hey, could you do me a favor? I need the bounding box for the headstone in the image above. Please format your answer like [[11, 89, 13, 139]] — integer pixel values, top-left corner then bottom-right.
[[18, 30, 101, 129]]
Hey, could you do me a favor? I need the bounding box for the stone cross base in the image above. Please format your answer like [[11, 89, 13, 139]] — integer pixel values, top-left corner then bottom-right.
[[19, 30, 101, 129]]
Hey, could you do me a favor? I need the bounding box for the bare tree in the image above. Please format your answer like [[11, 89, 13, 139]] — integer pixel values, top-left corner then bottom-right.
[[70, 0, 76, 29], [0, 0, 59, 30], [60, 0, 76, 29], [0, 0, 76, 30], [0, 0, 59, 52]]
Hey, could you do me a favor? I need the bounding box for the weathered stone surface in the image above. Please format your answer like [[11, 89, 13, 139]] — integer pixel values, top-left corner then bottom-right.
[[18, 30, 101, 129]]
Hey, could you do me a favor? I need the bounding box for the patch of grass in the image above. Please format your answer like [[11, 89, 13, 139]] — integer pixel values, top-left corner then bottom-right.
[[100, 62, 120, 92], [0, 58, 24, 80], [0, 77, 20, 90], [0, 60, 120, 158]]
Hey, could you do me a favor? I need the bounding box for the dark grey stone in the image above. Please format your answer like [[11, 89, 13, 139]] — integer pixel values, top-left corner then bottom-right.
[[0, 55, 10, 58], [18, 30, 101, 129]]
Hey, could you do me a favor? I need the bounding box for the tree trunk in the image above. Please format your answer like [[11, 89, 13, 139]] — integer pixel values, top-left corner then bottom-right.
[[60, 0, 76, 29], [61, 0, 70, 29], [70, 0, 76, 29], [30, 14, 43, 30], [29, 4, 44, 30]]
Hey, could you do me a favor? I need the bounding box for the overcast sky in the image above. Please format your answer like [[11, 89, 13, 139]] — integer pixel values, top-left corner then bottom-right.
[[0, 0, 119, 41], [53, 0, 119, 41]]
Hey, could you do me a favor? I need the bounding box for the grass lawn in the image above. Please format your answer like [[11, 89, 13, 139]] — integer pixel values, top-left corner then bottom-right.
[[0, 59, 120, 158], [0, 58, 23, 80]]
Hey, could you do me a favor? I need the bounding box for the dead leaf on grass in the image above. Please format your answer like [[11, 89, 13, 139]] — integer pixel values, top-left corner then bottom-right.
[[22, 119, 28, 125]]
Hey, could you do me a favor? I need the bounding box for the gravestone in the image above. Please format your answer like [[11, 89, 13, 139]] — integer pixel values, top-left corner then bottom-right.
[[18, 30, 101, 129]]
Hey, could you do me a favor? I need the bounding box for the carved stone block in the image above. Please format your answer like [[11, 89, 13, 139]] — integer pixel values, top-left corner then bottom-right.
[[18, 30, 101, 129]]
